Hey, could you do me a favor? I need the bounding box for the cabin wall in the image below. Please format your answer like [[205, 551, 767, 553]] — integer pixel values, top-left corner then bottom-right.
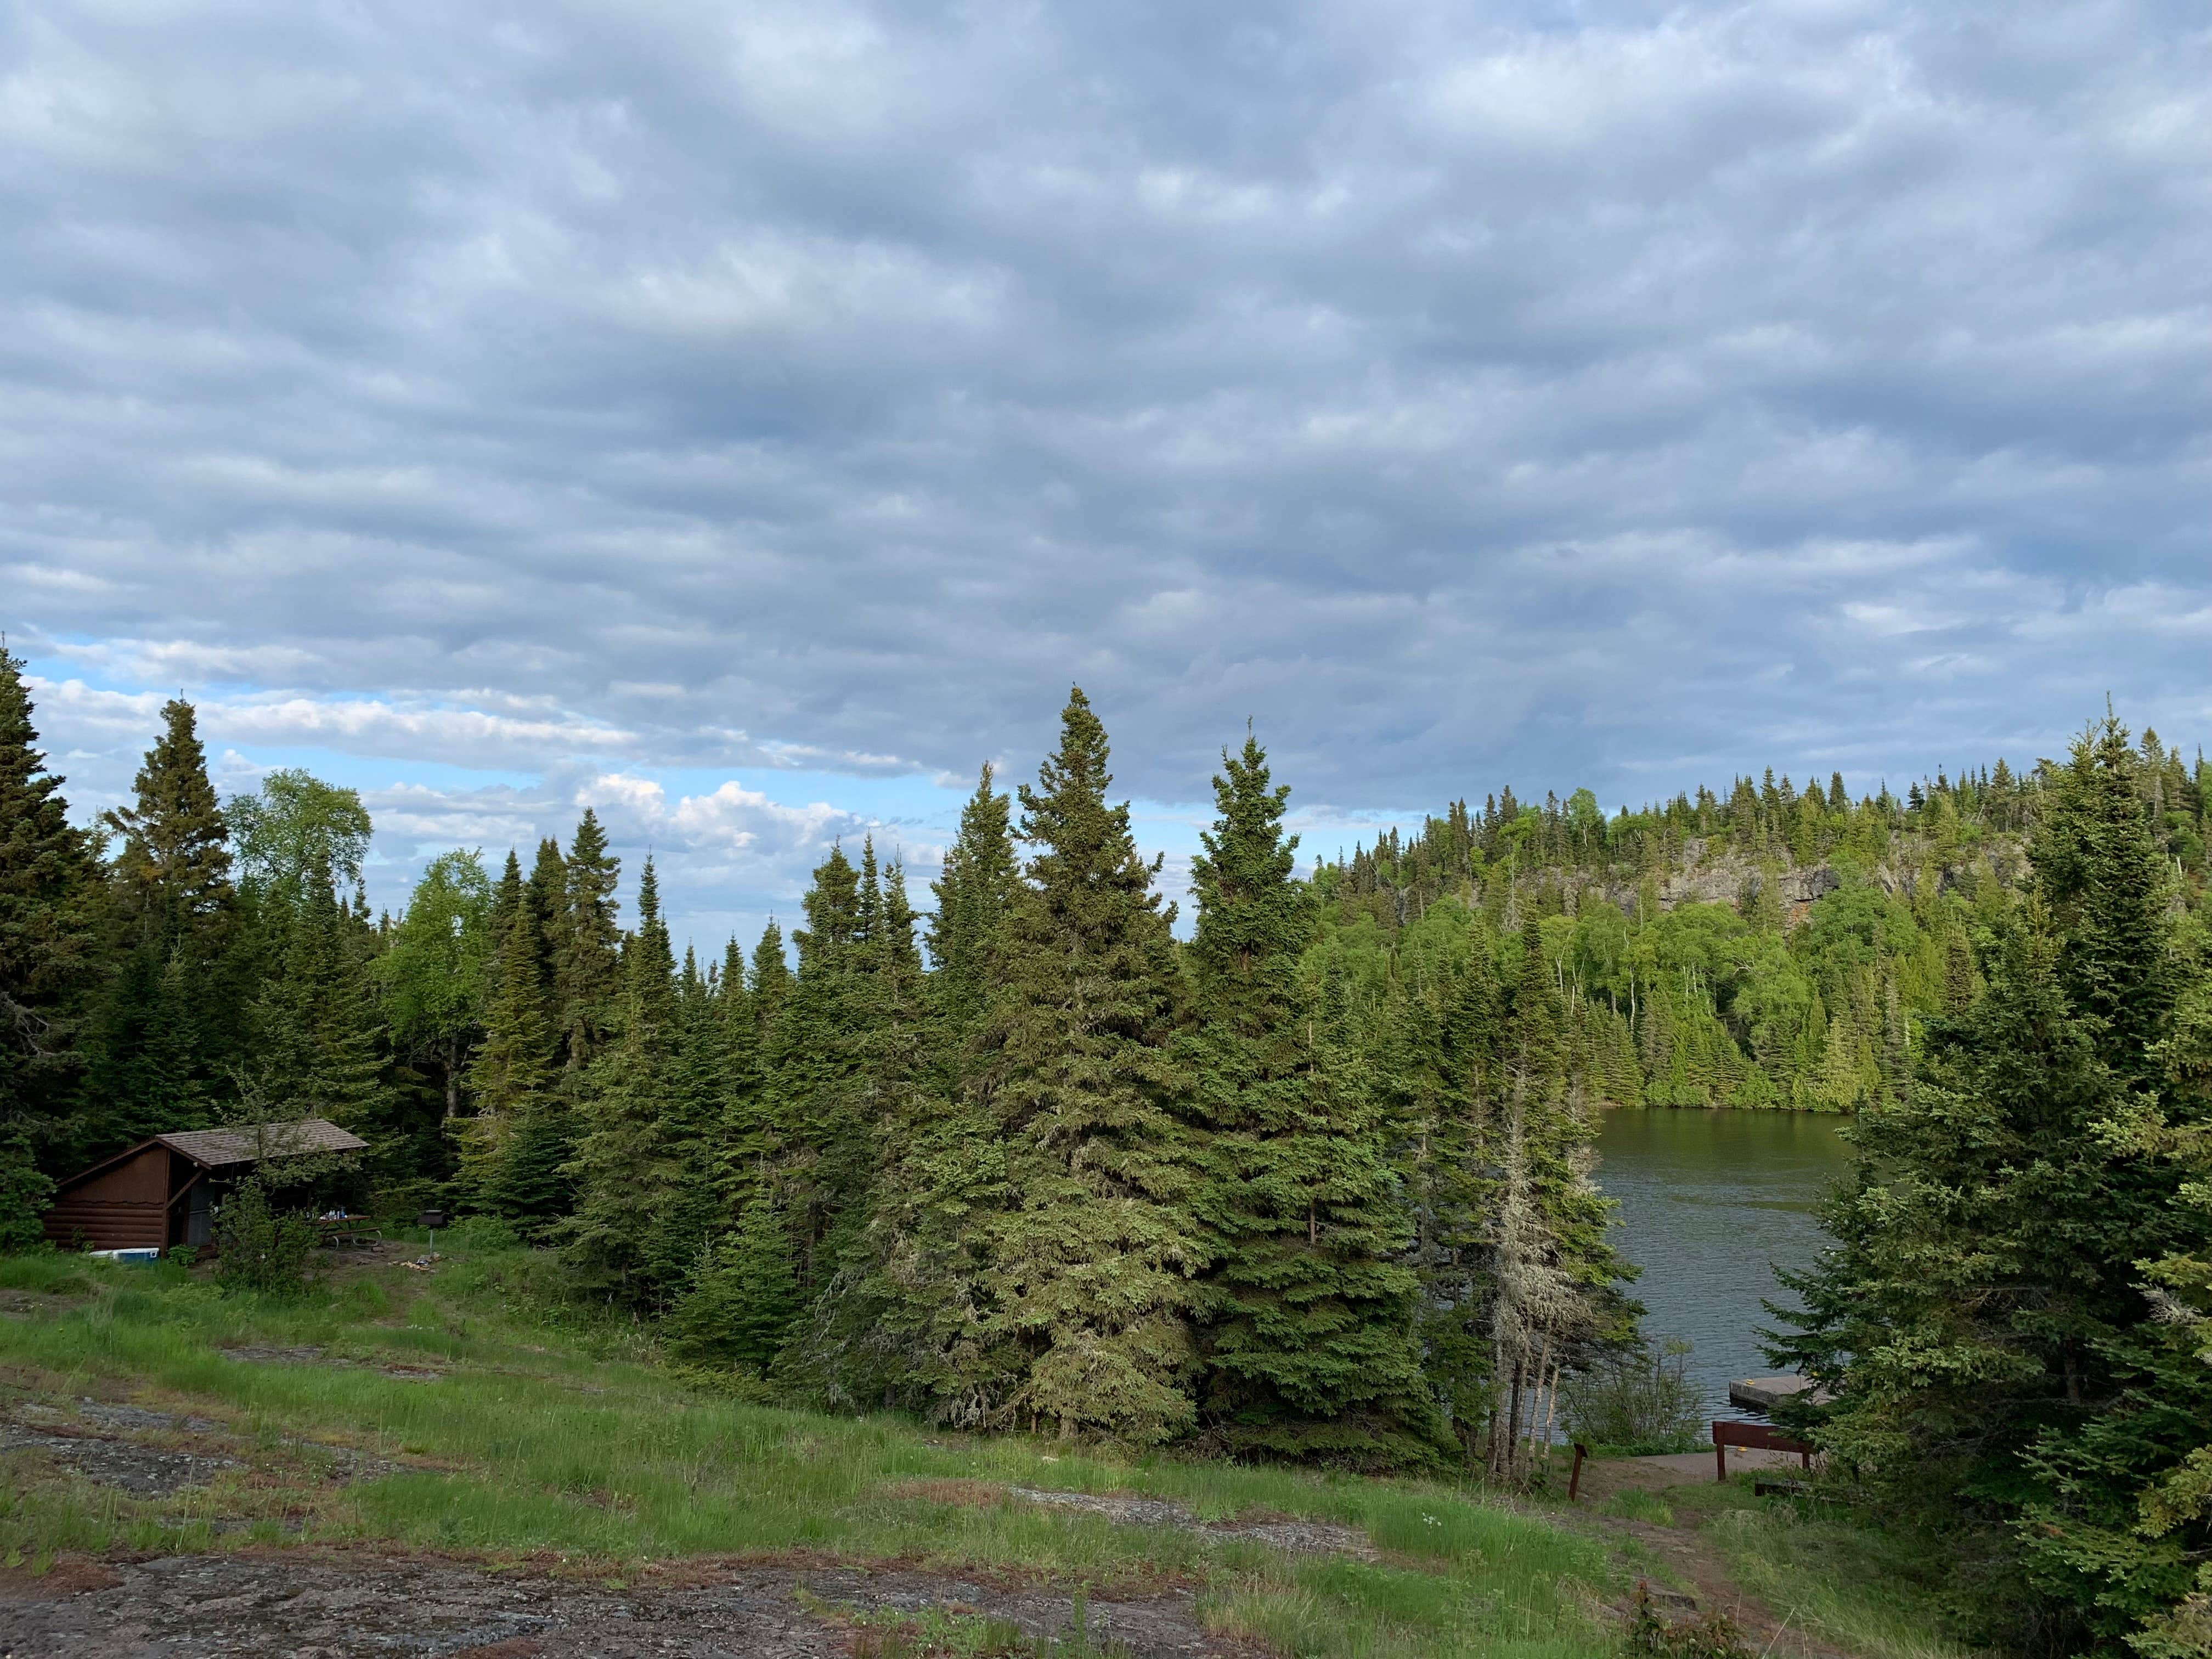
[[42, 1146, 174, 1251]]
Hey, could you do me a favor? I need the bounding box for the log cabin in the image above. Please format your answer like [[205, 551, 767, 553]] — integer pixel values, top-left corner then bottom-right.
[[40, 1119, 369, 1252]]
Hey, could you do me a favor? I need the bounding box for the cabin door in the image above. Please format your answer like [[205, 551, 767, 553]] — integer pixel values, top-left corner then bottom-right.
[[186, 1182, 213, 1246]]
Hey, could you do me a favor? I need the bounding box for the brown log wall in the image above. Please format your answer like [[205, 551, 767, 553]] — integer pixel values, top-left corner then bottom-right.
[[41, 1146, 174, 1251]]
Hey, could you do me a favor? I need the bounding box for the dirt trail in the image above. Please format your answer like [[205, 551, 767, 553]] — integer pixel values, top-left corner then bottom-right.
[[0, 1550, 1248, 1659], [1571, 1455, 1854, 1659]]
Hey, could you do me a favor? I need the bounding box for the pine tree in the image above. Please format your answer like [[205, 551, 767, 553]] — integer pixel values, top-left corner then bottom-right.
[[645, 944, 733, 1290], [1187, 732, 1438, 1466], [245, 869, 390, 1136], [750, 919, 791, 1069], [1771, 717, 2211, 1649], [775, 845, 872, 1289], [2038, 714, 2175, 1087], [0, 1119, 52, 1249], [928, 765, 1018, 1045], [1407, 943, 1505, 1457], [0, 647, 100, 1155], [975, 688, 1200, 1443], [467, 851, 558, 1209], [556, 810, 623, 1074], [83, 698, 246, 1150], [667, 1193, 802, 1373], [561, 857, 678, 1301], [101, 698, 234, 949], [1481, 919, 1630, 1482]]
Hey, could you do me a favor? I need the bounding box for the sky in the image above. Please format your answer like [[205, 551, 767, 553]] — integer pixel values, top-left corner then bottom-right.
[[4, 0, 2209, 952]]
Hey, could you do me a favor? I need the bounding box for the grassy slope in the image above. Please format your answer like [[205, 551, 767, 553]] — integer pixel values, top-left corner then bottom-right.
[[1, 1243, 1613, 1659]]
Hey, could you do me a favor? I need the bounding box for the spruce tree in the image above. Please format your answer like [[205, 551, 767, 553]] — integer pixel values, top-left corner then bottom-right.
[[975, 688, 1200, 1443], [2038, 714, 2175, 1087], [556, 810, 623, 1073], [527, 837, 567, 1003], [775, 845, 871, 1289], [83, 698, 245, 1149], [468, 851, 558, 1210], [561, 857, 678, 1301], [0, 647, 100, 1154], [245, 868, 390, 1136], [1401, 944, 1506, 1455], [1187, 733, 1438, 1466], [646, 944, 734, 1289], [0, 1120, 52, 1250], [928, 765, 1018, 1045], [794, 850, 948, 1404], [1773, 717, 2210, 1649], [750, 919, 791, 1071], [1481, 919, 1630, 1482], [101, 698, 234, 949], [667, 1193, 802, 1373]]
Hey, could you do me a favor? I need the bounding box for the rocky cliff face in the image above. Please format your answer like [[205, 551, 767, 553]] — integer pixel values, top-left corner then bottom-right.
[[1580, 835, 2028, 928]]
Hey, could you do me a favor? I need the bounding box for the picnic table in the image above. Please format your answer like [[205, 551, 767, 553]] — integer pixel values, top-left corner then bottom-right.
[[315, 1215, 382, 1249]]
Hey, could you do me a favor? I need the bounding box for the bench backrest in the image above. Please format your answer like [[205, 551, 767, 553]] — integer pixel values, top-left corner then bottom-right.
[[1713, 1420, 1814, 1455]]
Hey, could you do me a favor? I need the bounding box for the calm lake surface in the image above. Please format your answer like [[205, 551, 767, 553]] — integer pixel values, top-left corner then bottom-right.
[[1592, 1108, 1854, 1421]]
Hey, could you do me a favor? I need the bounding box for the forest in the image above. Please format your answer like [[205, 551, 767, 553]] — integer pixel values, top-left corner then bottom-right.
[[1, 645, 2207, 1655]]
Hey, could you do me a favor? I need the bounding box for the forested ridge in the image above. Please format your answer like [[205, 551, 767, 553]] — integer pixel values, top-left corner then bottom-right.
[[3, 646, 2208, 1652]]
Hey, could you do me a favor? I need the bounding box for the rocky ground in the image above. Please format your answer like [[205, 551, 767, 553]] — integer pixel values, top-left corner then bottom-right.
[[0, 1551, 1246, 1658]]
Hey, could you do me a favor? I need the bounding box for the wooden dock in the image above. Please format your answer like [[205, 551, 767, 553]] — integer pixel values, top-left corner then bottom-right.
[[1728, 1374, 1830, 1412]]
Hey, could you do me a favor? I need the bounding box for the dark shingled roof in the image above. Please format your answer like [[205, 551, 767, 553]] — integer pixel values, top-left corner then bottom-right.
[[154, 1119, 368, 1169]]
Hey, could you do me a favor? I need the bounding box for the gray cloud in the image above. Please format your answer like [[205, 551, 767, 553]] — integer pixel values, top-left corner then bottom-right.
[[5, 0, 2210, 933]]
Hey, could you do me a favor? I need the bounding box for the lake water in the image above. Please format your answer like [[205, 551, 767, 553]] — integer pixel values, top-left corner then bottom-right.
[[1592, 1108, 1854, 1421]]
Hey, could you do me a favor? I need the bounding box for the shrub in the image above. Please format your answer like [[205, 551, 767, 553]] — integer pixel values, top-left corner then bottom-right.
[[1626, 1581, 1752, 1658], [1561, 1338, 1703, 1456], [212, 1178, 320, 1295], [0, 1122, 54, 1252], [442, 1214, 522, 1252]]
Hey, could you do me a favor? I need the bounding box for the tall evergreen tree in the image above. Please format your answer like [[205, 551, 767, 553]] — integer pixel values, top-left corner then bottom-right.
[[749, 919, 792, 1061], [667, 1193, 802, 1373], [562, 857, 678, 1301], [1187, 732, 1438, 1466], [82, 698, 247, 1150], [101, 698, 234, 949], [646, 944, 734, 1289], [0, 647, 100, 1160], [469, 851, 560, 1212], [556, 810, 623, 1074], [1481, 919, 1631, 1482], [1774, 718, 2211, 1650], [775, 845, 874, 1289], [1407, 941, 1507, 1458], [928, 766, 1018, 1046], [975, 688, 1200, 1442], [245, 868, 390, 1135]]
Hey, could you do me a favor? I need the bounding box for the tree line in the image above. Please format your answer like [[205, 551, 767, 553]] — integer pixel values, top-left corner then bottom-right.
[[1317, 736, 2206, 1116], [0, 661, 1631, 1472], [3, 648, 2207, 1646]]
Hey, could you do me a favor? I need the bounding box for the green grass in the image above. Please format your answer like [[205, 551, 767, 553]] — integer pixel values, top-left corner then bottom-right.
[[1598, 1489, 1673, 1526], [0, 1244, 1617, 1658], [1662, 1478, 1974, 1659]]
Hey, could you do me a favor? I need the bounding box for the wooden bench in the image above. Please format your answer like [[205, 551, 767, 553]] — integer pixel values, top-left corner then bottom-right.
[[316, 1219, 382, 1250], [1712, 1419, 1815, 1482]]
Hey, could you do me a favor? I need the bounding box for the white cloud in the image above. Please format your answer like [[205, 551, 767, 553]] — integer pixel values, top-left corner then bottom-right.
[[5, 0, 2211, 939]]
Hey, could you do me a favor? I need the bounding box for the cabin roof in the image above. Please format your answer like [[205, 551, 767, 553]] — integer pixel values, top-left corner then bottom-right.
[[154, 1119, 367, 1169], [53, 1118, 368, 1193]]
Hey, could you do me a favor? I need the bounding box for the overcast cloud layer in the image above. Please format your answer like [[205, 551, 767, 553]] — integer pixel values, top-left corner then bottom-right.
[[5, 0, 2209, 943]]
